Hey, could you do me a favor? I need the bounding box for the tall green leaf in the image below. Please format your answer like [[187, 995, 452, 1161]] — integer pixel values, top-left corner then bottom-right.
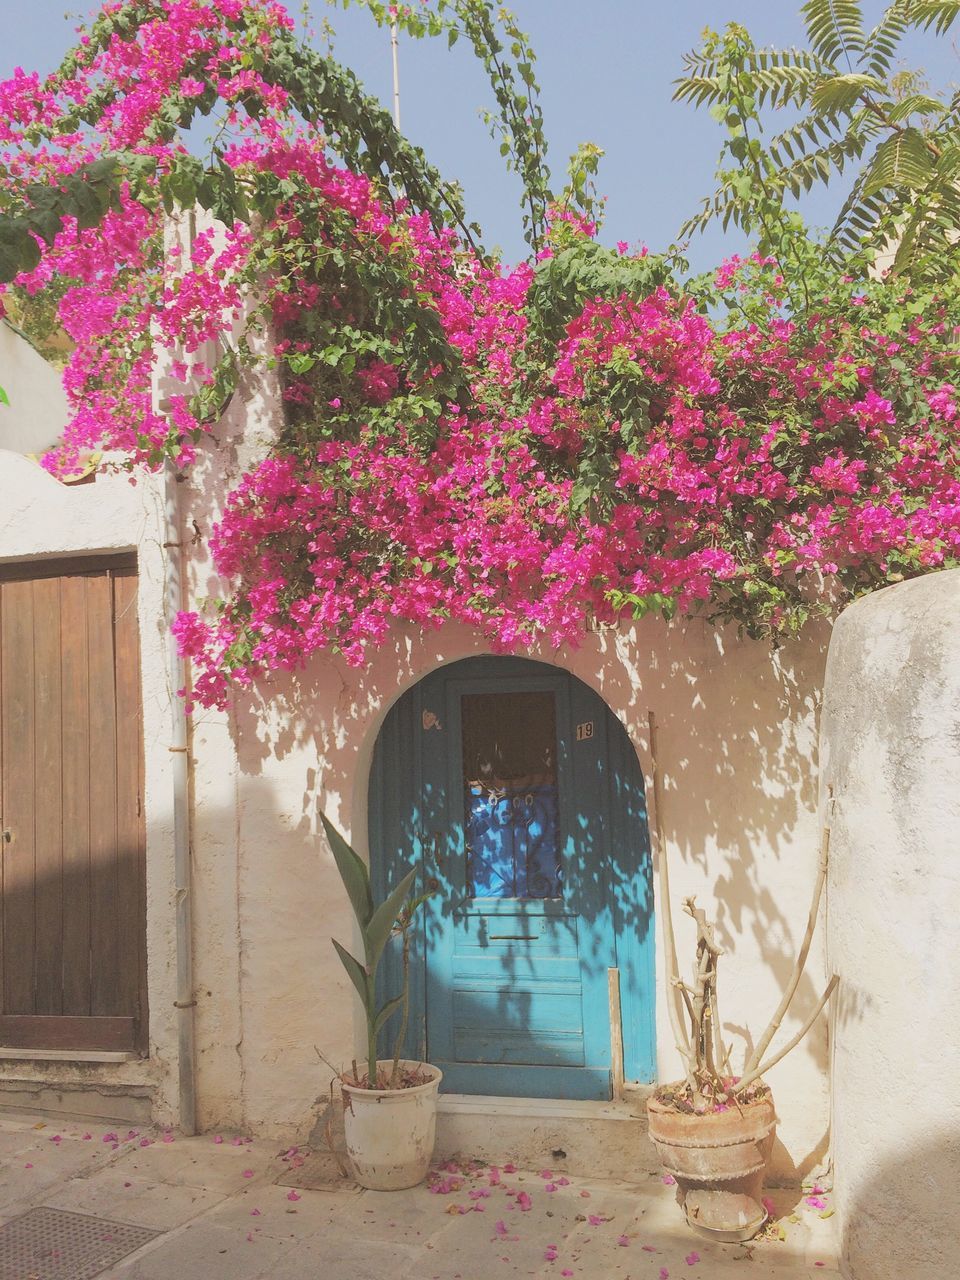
[[332, 938, 370, 1006], [364, 867, 417, 972], [321, 812, 373, 927], [373, 995, 404, 1035]]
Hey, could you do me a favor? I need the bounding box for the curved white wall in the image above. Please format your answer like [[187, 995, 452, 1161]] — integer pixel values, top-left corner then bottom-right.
[[821, 570, 960, 1280]]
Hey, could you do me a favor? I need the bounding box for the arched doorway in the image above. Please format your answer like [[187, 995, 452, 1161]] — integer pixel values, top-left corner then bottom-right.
[[368, 656, 655, 1100]]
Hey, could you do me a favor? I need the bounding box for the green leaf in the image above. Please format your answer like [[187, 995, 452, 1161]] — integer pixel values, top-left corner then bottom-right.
[[0, 385, 9, 407], [321, 812, 373, 928], [811, 72, 882, 115], [862, 128, 934, 195], [331, 938, 370, 1008], [364, 867, 417, 972], [373, 994, 404, 1035]]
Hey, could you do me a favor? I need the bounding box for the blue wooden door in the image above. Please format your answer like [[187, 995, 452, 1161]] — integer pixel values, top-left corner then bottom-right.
[[369, 657, 655, 1100]]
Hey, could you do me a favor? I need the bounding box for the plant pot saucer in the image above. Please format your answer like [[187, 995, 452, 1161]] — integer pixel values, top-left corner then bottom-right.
[[683, 1207, 768, 1243]]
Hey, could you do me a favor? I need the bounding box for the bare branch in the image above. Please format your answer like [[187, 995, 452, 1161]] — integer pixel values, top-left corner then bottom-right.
[[745, 825, 831, 1074], [734, 974, 839, 1095]]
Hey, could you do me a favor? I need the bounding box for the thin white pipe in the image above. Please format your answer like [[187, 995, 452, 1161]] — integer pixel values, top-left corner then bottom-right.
[[164, 449, 197, 1133], [390, 19, 401, 130]]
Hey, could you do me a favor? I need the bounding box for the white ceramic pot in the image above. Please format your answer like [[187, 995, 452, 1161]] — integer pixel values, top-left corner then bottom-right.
[[340, 1060, 442, 1190]]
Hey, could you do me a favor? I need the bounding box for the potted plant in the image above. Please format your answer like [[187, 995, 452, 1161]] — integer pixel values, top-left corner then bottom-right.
[[321, 813, 442, 1191], [645, 716, 838, 1241]]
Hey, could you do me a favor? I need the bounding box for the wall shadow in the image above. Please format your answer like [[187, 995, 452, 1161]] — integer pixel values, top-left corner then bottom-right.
[[840, 1131, 960, 1280]]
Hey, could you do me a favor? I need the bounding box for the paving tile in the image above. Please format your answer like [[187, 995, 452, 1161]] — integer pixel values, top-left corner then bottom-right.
[[256, 1226, 424, 1280], [41, 1169, 227, 1230], [101, 1222, 288, 1280], [198, 1183, 355, 1241], [112, 1137, 276, 1193]]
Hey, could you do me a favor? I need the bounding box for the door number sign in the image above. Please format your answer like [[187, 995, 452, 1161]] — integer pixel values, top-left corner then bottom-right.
[[576, 721, 594, 741]]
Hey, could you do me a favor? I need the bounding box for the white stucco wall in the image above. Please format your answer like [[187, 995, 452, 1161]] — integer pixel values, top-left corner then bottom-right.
[[820, 570, 960, 1280], [0, 323, 68, 455]]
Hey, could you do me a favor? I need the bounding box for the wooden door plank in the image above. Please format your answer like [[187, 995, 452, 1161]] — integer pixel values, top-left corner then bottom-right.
[[1, 580, 37, 1015], [85, 573, 120, 1017], [0, 1013, 136, 1053], [112, 570, 144, 1025], [32, 576, 63, 1015], [59, 574, 91, 1016]]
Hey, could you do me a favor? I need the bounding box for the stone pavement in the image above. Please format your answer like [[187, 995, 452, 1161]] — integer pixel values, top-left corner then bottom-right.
[[0, 1112, 838, 1279]]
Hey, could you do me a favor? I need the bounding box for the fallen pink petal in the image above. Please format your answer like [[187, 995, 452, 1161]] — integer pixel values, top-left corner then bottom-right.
[[685, 1252, 700, 1265], [242, 1169, 254, 1178], [617, 1234, 630, 1247], [286, 1190, 300, 1201], [662, 1174, 676, 1185]]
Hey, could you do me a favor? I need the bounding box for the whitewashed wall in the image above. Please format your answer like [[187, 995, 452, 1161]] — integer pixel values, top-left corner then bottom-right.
[[821, 570, 960, 1279]]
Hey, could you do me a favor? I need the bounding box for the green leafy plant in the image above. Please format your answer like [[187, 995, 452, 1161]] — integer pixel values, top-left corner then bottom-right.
[[321, 812, 427, 1089], [675, 1, 960, 280]]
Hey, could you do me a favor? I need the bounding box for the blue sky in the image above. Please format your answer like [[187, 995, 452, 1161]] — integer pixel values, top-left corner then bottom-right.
[[6, 1, 959, 269]]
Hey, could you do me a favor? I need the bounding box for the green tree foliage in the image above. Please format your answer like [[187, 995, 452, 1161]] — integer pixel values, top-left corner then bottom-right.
[[675, 0, 960, 280]]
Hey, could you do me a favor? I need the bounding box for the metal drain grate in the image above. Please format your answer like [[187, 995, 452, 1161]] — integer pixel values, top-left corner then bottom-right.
[[0, 1206, 159, 1280]]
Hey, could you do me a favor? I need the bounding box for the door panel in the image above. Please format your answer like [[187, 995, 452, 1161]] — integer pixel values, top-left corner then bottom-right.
[[370, 656, 656, 1099], [0, 556, 147, 1054]]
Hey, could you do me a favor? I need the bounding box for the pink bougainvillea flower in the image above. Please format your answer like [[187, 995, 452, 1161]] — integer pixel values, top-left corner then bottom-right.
[[242, 1169, 254, 1179], [617, 1235, 630, 1247], [286, 1190, 301, 1202], [213, 1135, 224, 1144], [685, 1251, 700, 1265], [544, 1245, 558, 1261], [662, 1174, 676, 1185], [250, 1208, 261, 1216], [517, 1191, 532, 1211], [660, 1269, 670, 1280], [494, 1219, 508, 1237]]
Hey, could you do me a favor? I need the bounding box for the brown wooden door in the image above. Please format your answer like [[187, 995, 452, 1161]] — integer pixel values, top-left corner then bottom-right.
[[0, 555, 147, 1054]]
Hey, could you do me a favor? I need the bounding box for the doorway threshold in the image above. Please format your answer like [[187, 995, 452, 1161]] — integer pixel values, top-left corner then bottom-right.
[[435, 1088, 659, 1183]]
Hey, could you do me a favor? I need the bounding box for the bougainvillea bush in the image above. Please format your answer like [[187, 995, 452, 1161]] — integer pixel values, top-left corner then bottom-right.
[[2, 0, 958, 710]]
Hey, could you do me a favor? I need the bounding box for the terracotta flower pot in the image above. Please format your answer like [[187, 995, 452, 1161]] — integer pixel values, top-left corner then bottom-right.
[[646, 1090, 777, 1240]]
